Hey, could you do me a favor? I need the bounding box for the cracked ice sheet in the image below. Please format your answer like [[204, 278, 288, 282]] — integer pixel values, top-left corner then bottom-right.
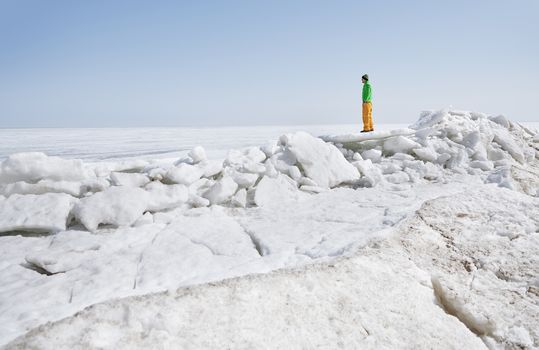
[[0, 226, 162, 344], [0, 210, 284, 344], [0, 175, 483, 346], [132, 207, 271, 292], [234, 176, 483, 261]]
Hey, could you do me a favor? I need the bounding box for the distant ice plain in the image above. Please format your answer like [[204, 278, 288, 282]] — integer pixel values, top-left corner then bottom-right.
[[0, 124, 409, 161], [1, 122, 536, 162]]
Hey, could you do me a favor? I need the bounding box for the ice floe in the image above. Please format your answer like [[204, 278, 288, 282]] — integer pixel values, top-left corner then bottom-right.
[[72, 187, 150, 231], [280, 131, 360, 188], [0, 193, 76, 233]]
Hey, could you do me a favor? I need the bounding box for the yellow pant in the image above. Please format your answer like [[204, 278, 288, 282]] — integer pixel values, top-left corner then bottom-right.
[[362, 102, 373, 131]]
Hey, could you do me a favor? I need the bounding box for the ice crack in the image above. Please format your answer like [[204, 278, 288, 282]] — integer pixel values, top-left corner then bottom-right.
[[431, 276, 494, 343], [235, 220, 266, 256], [183, 237, 228, 256], [133, 224, 169, 290], [20, 262, 61, 276]]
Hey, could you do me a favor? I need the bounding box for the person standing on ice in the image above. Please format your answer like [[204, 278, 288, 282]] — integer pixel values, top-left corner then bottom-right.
[[361, 74, 374, 132]]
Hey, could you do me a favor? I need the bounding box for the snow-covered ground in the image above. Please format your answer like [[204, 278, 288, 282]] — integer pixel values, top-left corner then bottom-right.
[[0, 110, 538, 349]]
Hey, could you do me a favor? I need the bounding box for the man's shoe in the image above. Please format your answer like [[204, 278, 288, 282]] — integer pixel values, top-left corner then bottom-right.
[[360, 130, 368, 133]]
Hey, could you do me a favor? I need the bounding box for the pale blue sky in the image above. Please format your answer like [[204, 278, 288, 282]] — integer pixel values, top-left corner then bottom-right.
[[0, 0, 538, 127]]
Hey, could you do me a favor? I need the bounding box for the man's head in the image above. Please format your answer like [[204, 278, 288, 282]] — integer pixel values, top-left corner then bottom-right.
[[362, 74, 369, 83]]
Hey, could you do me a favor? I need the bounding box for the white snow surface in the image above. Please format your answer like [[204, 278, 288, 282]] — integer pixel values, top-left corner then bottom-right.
[[0, 110, 538, 349]]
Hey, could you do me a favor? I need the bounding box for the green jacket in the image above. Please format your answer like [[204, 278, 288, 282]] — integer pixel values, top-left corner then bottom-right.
[[362, 82, 372, 102]]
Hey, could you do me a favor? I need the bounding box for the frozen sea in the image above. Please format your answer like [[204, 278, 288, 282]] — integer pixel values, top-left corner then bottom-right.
[[0, 114, 538, 349], [1, 122, 536, 162]]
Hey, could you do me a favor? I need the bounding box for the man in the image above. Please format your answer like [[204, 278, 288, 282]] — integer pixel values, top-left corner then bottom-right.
[[361, 74, 373, 132]]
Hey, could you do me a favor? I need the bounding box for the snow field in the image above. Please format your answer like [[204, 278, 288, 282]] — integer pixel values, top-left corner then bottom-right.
[[0, 109, 538, 348]]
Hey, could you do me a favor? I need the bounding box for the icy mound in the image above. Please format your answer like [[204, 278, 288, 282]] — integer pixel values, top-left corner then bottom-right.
[[0, 130, 362, 232], [0, 109, 537, 234], [325, 109, 538, 193]]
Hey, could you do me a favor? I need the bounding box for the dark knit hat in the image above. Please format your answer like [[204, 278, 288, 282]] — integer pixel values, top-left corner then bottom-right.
[[362, 74, 369, 81]]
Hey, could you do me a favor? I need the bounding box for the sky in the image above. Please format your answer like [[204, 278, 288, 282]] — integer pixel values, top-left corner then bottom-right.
[[0, 0, 538, 127]]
